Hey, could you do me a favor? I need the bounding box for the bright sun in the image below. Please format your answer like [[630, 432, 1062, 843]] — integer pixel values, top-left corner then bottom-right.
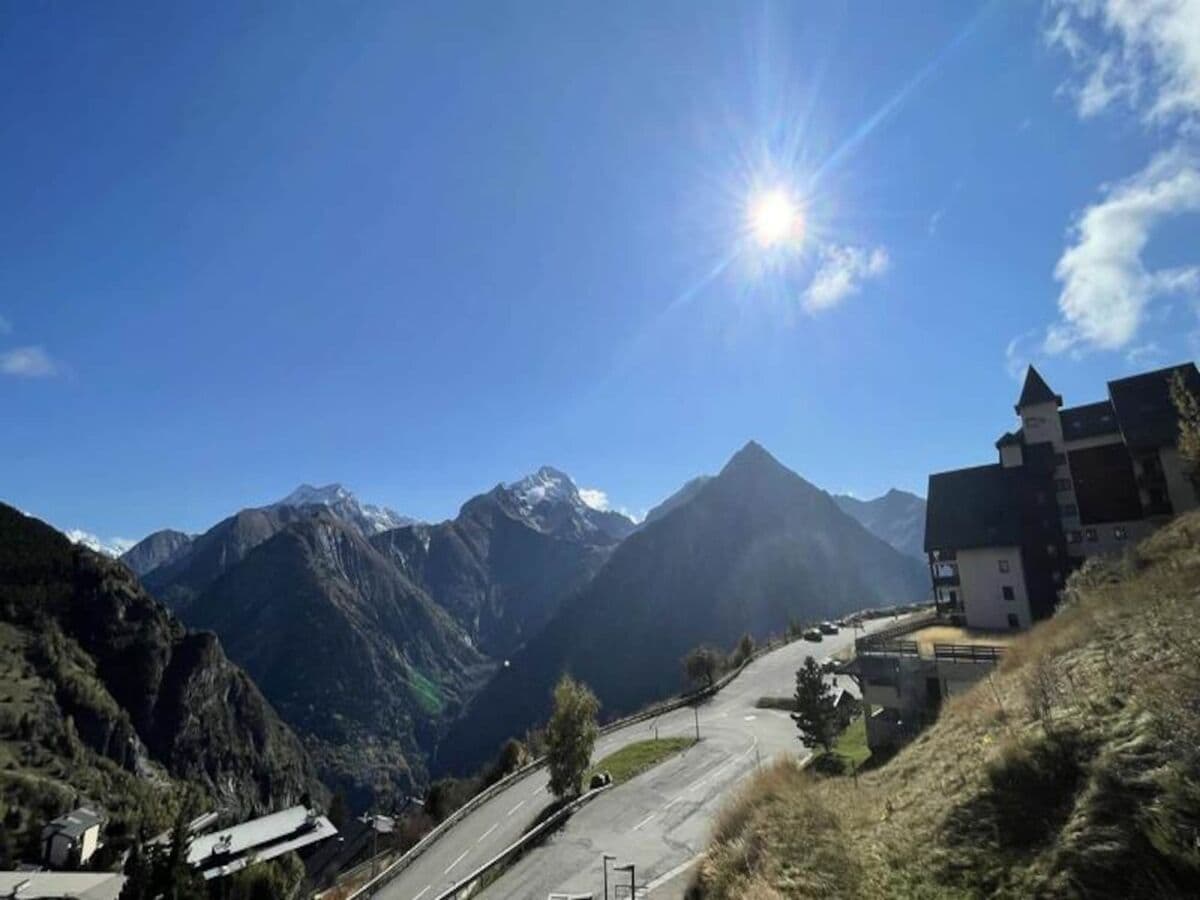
[[749, 188, 803, 248]]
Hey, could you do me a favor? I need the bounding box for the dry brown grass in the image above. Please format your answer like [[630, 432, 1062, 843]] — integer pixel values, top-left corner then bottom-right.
[[691, 512, 1200, 899]]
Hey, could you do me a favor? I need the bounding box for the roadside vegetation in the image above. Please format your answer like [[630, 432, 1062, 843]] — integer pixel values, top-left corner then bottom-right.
[[588, 737, 694, 786], [690, 510, 1200, 899]]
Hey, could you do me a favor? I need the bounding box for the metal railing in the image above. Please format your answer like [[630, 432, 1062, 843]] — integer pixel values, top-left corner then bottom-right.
[[932, 643, 1005, 663]]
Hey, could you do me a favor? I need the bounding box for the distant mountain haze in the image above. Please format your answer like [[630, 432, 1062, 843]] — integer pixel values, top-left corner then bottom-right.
[[0, 503, 322, 816], [833, 489, 927, 561], [436, 442, 930, 775], [119, 528, 194, 576]]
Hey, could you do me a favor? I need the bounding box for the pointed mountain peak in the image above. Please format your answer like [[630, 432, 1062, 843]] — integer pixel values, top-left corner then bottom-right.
[[507, 466, 580, 508], [277, 483, 353, 507], [1016, 365, 1062, 411], [721, 440, 786, 477]]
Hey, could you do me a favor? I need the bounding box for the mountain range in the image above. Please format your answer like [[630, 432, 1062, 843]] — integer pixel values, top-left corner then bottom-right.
[[0, 503, 322, 841], [436, 443, 929, 775], [28, 447, 930, 810], [119, 468, 635, 806]]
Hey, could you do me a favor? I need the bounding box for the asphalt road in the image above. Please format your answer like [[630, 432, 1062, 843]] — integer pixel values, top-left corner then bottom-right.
[[376, 619, 892, 900]]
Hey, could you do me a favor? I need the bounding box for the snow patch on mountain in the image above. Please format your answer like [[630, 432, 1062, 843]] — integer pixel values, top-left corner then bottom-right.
[[65, 529, 137, 558], [271, 483, 416, 535]]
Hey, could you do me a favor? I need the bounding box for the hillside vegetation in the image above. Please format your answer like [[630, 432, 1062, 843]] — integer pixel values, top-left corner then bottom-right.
[[691, 511, 1200, 899], [0, 504, 322, 859]]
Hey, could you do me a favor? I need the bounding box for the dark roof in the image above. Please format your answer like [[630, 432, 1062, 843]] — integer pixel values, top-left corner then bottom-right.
[[1060, 400, 1119, 442], [1015, 365, 1062, 412], [45, 808, 104, 839], [1108, 363, 1200, 450], [995, 430, 1023, 448], [925, 464, 1024, 552]]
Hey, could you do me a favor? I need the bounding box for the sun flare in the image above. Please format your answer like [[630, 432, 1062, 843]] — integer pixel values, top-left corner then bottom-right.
[[749, 188, 803, 248]]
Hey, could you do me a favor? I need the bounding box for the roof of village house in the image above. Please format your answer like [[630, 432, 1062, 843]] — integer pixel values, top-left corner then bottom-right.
[[0, 872, 125, 900], [42, 808, 103, 840], [925, 463, 1025, 552], [1015, 365, 1062, 412], [995, 429, 1023, 448], [1107, 363, 1200, 450]]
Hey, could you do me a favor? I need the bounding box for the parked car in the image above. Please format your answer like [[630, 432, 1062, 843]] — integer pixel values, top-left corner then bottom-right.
[[820, 621, 838, 635], [803, 628, 823, 642]]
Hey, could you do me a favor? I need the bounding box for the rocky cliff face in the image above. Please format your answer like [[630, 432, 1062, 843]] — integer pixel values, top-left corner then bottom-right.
[[0, 503, 322, 820], [184, 512, 488, 808]]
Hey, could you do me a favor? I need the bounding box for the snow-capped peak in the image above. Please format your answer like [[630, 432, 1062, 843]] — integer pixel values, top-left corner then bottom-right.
[[271, 483, 416, 535], [507, 466, 581, 510], [278, 483, 355, 508], [66, 529, 136, 558]]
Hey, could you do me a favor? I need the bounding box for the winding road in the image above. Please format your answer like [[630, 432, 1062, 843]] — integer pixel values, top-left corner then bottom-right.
[[376, 619, 891, 900]]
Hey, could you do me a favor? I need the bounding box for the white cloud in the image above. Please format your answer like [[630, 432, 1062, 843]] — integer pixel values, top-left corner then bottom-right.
[[1126, 341, 1168, 365], [1005, 329, 1043, 380], [578, 487, 610, 511], [65, 530, 136, 558], [1046, 0, 1200, 127], [802, 244, 890, 312], [0, 345, 58, 377], [1045, 147, 1200, 354]]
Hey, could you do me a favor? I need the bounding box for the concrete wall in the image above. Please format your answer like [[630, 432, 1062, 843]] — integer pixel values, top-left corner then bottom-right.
[[958, 546, 1029, 631], [1020, 400, 1065, 447]]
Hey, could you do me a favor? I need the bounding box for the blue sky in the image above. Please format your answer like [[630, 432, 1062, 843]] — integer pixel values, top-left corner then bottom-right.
[[3, 1, 1199, 545]]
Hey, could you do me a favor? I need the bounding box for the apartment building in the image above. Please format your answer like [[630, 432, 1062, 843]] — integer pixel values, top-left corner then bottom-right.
[[926, 362, 1200, 631], [852, 362, 1199, 755]]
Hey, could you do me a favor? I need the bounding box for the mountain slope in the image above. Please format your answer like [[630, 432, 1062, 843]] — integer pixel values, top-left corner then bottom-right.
[[0, 504, 322, 839], [437, 443, 929, 774], [120, 529, 194, 576], [140, 506, 312, 612], [183, 511, 488, 808], [641, 475, 712, 526], [834, 488, 927, 561], [371, 468, 633, 657]]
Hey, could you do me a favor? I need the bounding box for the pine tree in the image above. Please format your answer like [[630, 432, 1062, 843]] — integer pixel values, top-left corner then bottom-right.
[[792, 655, 837, 753]]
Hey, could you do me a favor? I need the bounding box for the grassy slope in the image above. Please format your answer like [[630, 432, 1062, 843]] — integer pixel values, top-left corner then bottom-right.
[[588, 737, 694, 785], [691, 511, 1200, 899]]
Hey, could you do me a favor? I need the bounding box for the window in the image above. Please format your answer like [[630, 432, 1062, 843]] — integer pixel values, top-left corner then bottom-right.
[[1113, 526, 1127, 541], [1068, 530, 1082, 544], [1055, 478, 1073, 492], [1026, 416, 1045, 427], [1047, 544, 1058, 558], [1002, 585, 1015, 602], [1052, 570, 1063, 584], [1059, 503, 1078, 517], [1085, 528, 1098, 542], [1007, 613, 1020, 629], [998, 559, 1010, 573]]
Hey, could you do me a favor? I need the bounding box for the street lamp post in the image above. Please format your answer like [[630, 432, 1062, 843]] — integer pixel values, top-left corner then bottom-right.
[[615, 863, 635, 899], [602, 853, 616, 900]]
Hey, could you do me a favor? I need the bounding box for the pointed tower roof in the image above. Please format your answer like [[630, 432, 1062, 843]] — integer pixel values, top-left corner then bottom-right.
[[1015, 365, 1062, 413]]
